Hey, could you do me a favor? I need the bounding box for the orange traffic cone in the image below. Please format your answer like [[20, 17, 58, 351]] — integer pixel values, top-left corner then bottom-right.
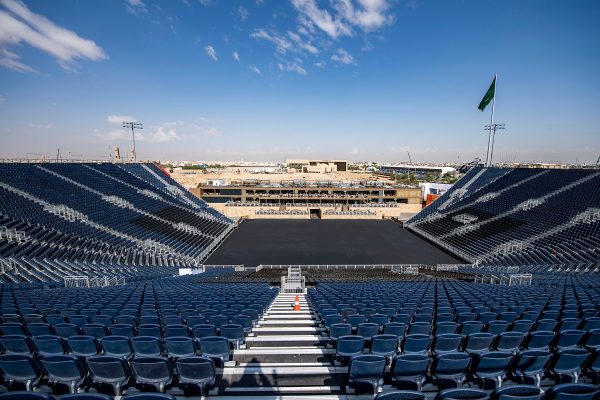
[[293, 295, 301, 311]]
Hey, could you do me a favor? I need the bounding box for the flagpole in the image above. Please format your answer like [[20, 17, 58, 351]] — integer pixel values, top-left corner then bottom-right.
[[488, 74, 497, 167]]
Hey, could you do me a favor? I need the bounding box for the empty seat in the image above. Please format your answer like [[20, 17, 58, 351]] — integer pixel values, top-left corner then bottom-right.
[[0, 354, 42, 391], [384, 322, 406, 337], [220, 324, 245, 349], [473, 351, 513, 388], [370, 334, 399, 362], [26, 323, 53, 337], [550, 348, 590, 383], [0, 392, 54, 399], [82, 323, 107, 339], [375, 390, 426, 400], [461, 321, 484, 336], [433, 334, 462, 355], [525, 331, 555, 351], [432, 352, 471, 386], [391, 353, 429, 390], [199, 336, 230, 365], [544, 383, 600, 400], [100, 336, 133, 359], [330, 323, 352, 343], [86, 356, 129, 395], [512, 320, 534, 333], [513, 350, 552, 387], [0, 335, 33, 355], [495, 332, 525, 353], [137, 324, 162, 338], [192, 324, 216, 339], [164, 324, 188, 338], [408, 322, 431, 335], [67, 335, 99, 358], [346, 354, 386, 395], [175, 356, 216, 397], [357, 323, 380, 342], [165, 337, 196, 358], [336, 335, 365, 362], [436, 388, 489, 400], [54, 323, 79, 338], [131, 336, 162, 357], [465, 333, 495, 355], [555, 330, 585, 350], [534, 319, 558, 332], [32, 335, 67, 356], [110, 324, 136, 338], [487, 320, 510, 335], [402, 334, 431, 355], [130, 357, 172, 392], [436, 322, 458, 335], [493, 385, 543, 400], [40, 355, 86, 393]]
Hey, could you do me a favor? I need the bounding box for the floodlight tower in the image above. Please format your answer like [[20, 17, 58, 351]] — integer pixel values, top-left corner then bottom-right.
[[484, 122, 505, 167], [122, 121, 143, 162]]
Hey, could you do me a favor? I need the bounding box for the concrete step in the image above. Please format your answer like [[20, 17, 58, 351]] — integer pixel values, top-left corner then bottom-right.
[[260, 319, 318, 326], [246, 335, 328, 348], [252, 326, 325, 334]]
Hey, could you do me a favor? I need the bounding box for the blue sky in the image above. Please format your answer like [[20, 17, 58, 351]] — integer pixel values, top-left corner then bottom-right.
[[0, 0, 598, 163]]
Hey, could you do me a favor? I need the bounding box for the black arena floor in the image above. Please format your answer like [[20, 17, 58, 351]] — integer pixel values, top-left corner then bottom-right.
[[205, 219, 462, 266]]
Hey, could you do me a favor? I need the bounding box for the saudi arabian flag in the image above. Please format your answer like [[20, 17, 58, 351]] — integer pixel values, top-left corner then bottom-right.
[[478, 76, 496, 111]]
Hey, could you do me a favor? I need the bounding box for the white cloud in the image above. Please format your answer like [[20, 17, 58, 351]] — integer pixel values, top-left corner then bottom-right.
[[331, 48, 355, 64], [205, 45, 217, 61], [238, 5, 249, 21], [250, 29, 292, 54], [291, 0, 393, 39], [255, 0, 264, 5], [0, 0, 107, 72], [314, 61, 326, 68], [250, 28, 319, 58], [278, 60, 307, 76], [151, 126, 178, 142], [291, 0, 352, 39], [232, 51, 240, 62], [124, 0, 147, 15], [249, 64, 262, 75], [198, 0, 213, 6], [108, 115, 136, 125], [350, 147, 360, 155]]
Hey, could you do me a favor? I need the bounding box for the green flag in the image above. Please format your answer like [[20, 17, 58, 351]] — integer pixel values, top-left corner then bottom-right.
[[478, 76, 496, 111]]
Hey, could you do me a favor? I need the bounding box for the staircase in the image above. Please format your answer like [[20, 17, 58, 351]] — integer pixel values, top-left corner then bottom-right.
[[211, 291, 349, 398]]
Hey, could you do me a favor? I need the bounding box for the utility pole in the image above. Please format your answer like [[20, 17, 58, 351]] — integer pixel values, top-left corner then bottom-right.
[[122, 121, 143, 162]]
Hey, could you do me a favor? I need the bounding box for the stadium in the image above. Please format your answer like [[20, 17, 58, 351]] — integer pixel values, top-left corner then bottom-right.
[[1, 1, 599, 400], [0, 161, 599, 400]]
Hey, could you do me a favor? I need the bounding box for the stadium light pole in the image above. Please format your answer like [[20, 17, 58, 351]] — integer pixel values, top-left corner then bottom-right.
[[484, 123, 505, 167], [122, 121, 143, 162]]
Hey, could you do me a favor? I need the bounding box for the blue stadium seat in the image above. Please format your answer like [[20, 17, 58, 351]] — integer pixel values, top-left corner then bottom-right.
[[100, 335, 133, 359], [375, 390, 426, 400], [391, 353, 429, 390], [432, 352, 471, 386], [165, 336, 196, 358], [346, 354, 386, 394], [545, 383, 600, 400], [130, 356, 172, 392], [513, 350, 552, 387], [67, 335, 99, 358], [86, 356, 130, 395], [40, 355, 86, 393], [492, 385, 543, 400], [0, 354, 42, 391], [472, 351, 513, 388], [175, 356, 216, 397], [199, 336, 230, 365]]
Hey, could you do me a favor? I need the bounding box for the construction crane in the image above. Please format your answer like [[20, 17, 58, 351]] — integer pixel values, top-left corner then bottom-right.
[[596, 155, 600, 165]]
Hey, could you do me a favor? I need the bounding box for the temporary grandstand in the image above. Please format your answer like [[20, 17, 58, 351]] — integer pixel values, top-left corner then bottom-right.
[[1, 163, 600, 399]]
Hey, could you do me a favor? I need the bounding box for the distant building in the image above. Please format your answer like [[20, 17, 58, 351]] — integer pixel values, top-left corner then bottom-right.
[[380, 164, 456, 178], [285, 159, 348, 173], [418, 182, 453, 201]]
